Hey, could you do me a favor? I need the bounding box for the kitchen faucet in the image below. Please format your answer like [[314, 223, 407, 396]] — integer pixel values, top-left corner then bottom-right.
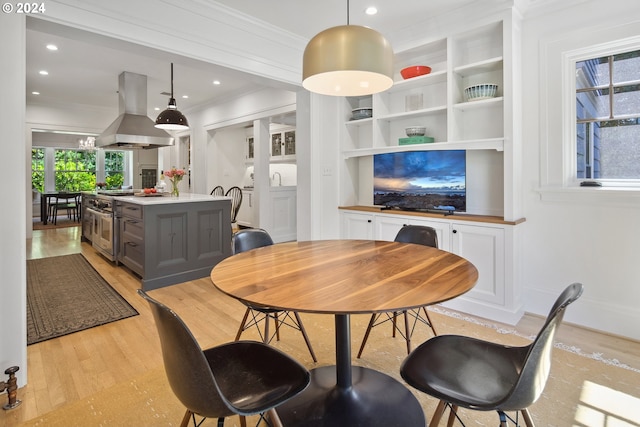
[[272, 172, 282, 186]]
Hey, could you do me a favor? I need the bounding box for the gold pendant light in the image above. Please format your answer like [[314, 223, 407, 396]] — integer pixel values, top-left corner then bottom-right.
[[155, 63, 189, 130], [302, 0, 394, 96]]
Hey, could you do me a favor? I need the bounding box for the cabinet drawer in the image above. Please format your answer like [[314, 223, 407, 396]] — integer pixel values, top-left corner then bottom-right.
[[121, 217, 143, 238], [120, 203, 143, 220], [121, 233, 144, 275]]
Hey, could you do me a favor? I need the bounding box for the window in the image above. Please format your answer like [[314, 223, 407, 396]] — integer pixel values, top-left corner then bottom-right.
[[54, 149, 97, 191], [104, 151, 125, 189], [32, 148, 45, 192], [576, 49, 640, 183]]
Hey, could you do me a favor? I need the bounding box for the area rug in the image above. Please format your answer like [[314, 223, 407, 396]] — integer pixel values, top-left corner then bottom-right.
[[26, 254, 138, 345]]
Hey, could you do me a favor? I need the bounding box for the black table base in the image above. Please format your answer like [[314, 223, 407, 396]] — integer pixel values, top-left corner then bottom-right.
[[277, 365, 425, 426]]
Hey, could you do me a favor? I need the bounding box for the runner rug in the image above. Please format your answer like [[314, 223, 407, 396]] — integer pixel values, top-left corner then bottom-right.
[[26, 254, 138, 345]]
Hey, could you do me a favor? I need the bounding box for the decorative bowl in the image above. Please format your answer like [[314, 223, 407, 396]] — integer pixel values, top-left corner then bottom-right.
[[405, 126, 426, 137], [400, 66, 432, 80], [464, 83, 498, 101], [351, 108, 373, 120]]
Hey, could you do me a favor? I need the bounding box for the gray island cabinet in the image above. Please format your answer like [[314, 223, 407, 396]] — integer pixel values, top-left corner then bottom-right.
[[114, 193, 232, 290]]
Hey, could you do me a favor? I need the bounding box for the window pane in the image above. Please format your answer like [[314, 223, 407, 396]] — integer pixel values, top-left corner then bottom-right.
[[54, 149, 97, 191], [613, 84, 640, 116], [576, 57, 610, 89], [599, 119, 640, 179], [612, 51, 640, 84], [31, 148, 45, 192], [577, 88, 610, 120]]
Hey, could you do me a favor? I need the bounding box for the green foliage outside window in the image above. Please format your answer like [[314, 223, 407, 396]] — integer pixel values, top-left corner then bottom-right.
[[54, 149, 96, 191], [32, 148, 126, 192], [31, 148, 45, 192]]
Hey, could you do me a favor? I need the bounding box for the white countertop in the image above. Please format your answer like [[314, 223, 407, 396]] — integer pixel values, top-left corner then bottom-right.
[[114, 193, 231, 205]]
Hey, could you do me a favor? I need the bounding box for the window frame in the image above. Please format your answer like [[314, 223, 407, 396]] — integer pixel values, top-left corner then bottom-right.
[[574, 49, 640, 185], [564, 39, 640, 188], [537, 27, 640, 206]]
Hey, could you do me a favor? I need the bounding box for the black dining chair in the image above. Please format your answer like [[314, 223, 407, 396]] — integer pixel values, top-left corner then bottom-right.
[[357, 225, 440, 358], [210, 185, 224, 196], [232, 228, 318, 362], [138, 289, 310, 427], [400, 283, 584, 427], [50, 192, 81, 224], [225, 186, 243, 225]]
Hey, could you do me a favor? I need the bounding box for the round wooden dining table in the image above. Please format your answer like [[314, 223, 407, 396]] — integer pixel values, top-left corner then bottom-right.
[[210, 239, 478, 427]]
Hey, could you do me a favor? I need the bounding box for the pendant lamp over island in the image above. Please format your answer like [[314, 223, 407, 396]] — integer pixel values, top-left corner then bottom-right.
[[302, 0, 394, 96], [155, 63, 189, 130]]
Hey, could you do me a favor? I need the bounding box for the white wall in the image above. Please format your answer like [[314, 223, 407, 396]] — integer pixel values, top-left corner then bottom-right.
[[521, 0, 640, 339], [1, 12, 27, 388]]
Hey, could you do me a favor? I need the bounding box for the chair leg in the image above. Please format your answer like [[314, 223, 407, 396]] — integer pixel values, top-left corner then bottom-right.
[[273, 313, 281, 341], [294, 312, 318, 362], [421, 306, 438, 335], [447, 404, 458, 427], [239, 415, 247, 427], [521, 409, 535, 427], [263, 313, 270, 344], [356, 314, 378, 358], [498, 411, 509, 427], [430, 400, 447, 426], [392, 312, 398, 337], [179, 409, 192, 427], [235, 307, 252, 341], [266, 408, 282, 427], [403, 310, 412, 354]]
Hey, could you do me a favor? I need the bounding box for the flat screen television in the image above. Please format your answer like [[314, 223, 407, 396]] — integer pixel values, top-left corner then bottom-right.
[[373, 150, 466, 212]]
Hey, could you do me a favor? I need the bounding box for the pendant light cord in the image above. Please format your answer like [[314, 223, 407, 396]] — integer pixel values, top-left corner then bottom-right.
[[170, 62, 174, 98], [346, 0, 350, 25]]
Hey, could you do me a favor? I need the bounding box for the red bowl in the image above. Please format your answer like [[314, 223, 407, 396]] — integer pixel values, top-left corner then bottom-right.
[[400, 66, 432, 80]]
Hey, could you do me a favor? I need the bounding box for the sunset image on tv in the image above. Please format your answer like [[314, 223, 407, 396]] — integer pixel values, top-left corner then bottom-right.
[[374, 150, 466, 212]]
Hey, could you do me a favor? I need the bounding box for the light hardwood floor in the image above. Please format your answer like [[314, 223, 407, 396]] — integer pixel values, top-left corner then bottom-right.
[[3, 226, 640, 426]]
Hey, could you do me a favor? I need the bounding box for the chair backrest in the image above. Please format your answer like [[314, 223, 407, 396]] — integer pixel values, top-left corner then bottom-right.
[[232, 228, 274, 255], [394, 225, 438, 248], [137, 289, 234, 418], [210, 185, 224, 196], [225, 186, 243, 222], [499, 282, 584, 411]]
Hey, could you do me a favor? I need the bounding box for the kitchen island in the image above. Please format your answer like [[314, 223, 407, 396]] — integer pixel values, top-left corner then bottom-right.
[[114, 193, 232, 290]]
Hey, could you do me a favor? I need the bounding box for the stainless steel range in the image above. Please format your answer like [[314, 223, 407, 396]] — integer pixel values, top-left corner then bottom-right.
[[85, 191, 133, 261]]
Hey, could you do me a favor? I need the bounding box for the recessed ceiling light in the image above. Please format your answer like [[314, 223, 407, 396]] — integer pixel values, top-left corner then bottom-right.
[[365, 6, 378, 15], [32, 91, 40, 95], [213, 80, 221, 85], [154, 107, 160, 111], [46, 44, 58, 51], [182, 95, 189, 99], [39, 70, 48, 75]]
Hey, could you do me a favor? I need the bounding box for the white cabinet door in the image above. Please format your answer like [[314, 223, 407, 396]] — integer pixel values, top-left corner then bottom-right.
[[341, 211, 374, 240], [236, 190, 253, 227], [374, 214, 451, 251], [374, 215, 407, 241], [450, 222, 505, 306]]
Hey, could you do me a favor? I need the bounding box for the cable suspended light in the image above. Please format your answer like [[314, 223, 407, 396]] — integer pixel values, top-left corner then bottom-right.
[[155, 63, 189, 130], [302, 0, 394, 96]]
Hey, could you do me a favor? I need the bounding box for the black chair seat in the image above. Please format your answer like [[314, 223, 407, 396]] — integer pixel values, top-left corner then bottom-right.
[[401, 335, 529, 409], [400, 282, 584, 426], [139, 290, 310, 427]]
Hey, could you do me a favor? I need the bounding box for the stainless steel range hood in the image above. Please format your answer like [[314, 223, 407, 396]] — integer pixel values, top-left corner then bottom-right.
[[97, 72, 174, 149]]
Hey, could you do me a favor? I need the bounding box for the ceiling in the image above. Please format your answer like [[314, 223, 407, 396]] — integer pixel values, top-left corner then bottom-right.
[[26, 0, 482, 132]]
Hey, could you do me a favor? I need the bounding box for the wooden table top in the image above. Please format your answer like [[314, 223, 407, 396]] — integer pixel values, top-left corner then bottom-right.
[[210, 240, 478, 315]]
